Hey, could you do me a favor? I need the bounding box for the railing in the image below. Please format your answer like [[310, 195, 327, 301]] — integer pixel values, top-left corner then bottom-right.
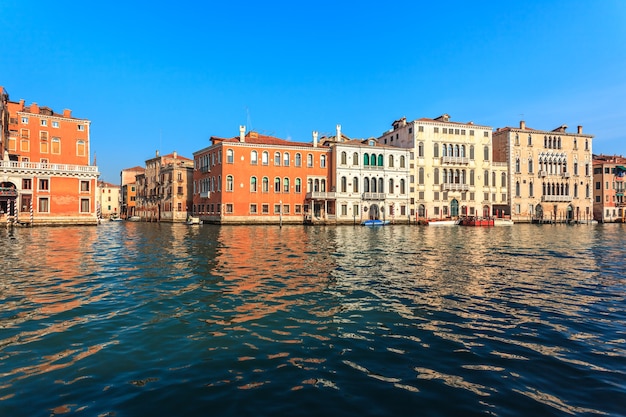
[[306, 191, 336, 199], [541, 195, 572, 202], [441, 183, 469, 191], [441, 156, 469, 164], [362, 192, 385, 200], [0, 160, 99, 175], [0, 187, 17, 197], [538, 171, 547, 177], [562, 172, 570, 178]]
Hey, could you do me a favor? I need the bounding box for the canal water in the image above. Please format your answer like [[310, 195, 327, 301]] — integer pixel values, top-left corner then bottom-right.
[[0, 223, 625, 416]]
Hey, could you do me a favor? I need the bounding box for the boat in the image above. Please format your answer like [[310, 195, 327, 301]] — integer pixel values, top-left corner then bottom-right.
[[457, 216, 494, 227], [186, 216, 202, 225], [494, 218, 514, 226], [110, 215, 123, 222], [427, 219, 458, 227], [362, 219, 389, 226], [127, 216, 141, 222]]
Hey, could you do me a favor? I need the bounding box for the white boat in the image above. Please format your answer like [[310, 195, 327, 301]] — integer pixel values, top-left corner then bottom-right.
[[427, 220, 458, 227], [494, 219, 514, 226], [186, 216, 202, 225], [362, 219, 389, 226]]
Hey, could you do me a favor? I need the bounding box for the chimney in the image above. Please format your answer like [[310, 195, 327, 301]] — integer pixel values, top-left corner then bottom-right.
[[239, 125, 246, 142], [63, 109, 72, 118], [313, 131, 318, 148], [520, 120, 526, 130], [336, 124, 342, 141], [156, 150, 159, 157], [578, 125, 583, 134], [173, 151, 177, 159], [30, 102, 39, 114], [19, 99, 24, 109]]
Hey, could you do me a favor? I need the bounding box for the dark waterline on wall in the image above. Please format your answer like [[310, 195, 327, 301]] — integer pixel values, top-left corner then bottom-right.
[[0, 223, 625, 416]]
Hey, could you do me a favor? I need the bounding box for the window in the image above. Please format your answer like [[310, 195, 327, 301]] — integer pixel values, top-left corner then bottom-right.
[[250, 150, 258, 165], [21, 117, 28, 124], [226, 149, 234, 163], [225, 204, 233, 214], [76, 140, 86, 157], [388, 155, 394, 167], [262, 177, 269, 192], [341, 152, 347, 165], [400, 155, 406, 168], [320, 155, 326, 168], [262, 151, 269, 165], [434, 143, 439, 158], [80, 198, 90, 213], [418, 142, 424, 157], [20, 139, 29, 152], [341, 204, 348, 216], [295, 178, 302, 193], [52, 121, 59, 128], [341, 176, 347, 193], [483, 146, 490, 161], [38, 197, 49, 213], [274, 204, 281, 214], [389, 178, 394, 194], [353, 152, 359, 165], [250, 176, 257, 192], [353, 177, 359, 193], [226, 175, 233, 191], [307, 154, 313, 167], [274, 152, 281, 166], [51, 137, 61, 154], [274, 177, 281, 192], [40, 139, 49, 154], [41, 119, 47, 127], [400, 179, 406, 194], [77, 125, 85, 131], [283, 177, 290, 193], [39, 179, 49, 191], [250, 204, 258, 214], [80, 180, 90, 192], [22, 179, 32, 190], [262, 204, 269, 214], [282, 205, 290, 214], [295, 153, 302, 167], [283, 152, 290, 166]]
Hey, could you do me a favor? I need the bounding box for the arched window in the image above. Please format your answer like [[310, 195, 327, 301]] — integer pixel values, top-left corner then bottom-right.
[[226, 149, 234, 163], [419, 168, 425, 184], [320, 155, 327, 168], [388, 178, 394, 194], [274, 152, 281, 166], [515, 158, 520, 173], [76, 140, 86, 157], [516, 181, 520, 197], [364, 177, 370, 192], [341, 176, 347, 192], [274, 177, 281, 192], [352, 177, 359, 193], [295, 178, 302, 193], [454, 145, 460, 157], [371, 178, 377, 193], [469, 145, 475, 160], [400, 155, 406, 168], [418, 142, 424, 157], [262, 151, 269, 165], [448, 144, 453, 157], [250, 150, 258, 165], [484, 146, 490, 161], [442, 144, 448, 157], [341, 152, 347, 165], [460, 145, 465, 158], [484, 170, 489, 186], [434, 168, 440, 184], [378, 178, 384, 193], [283, 152, 290, 166], [501, 172, 507, 187], [529, 181, 534, 197], [307, 154, 313, 167], [388, 155, 394, 167], [371, 153, 377, 166], [400, 179, 406, 194], [250, 176, 257, 192], [378, 154, 384, 167], [353, 152, 359, 165], [364, 154, 370, 166], [262, 177, 269, 192], [283, 177, 290, 193], [307, 178, 312, 192], [320, 179, 326, 192], [295, 153, 302, 167], [492, 172, 496, 187], [434, 143, 439, 158], [528, 158, 533, 173], [226, 175, 233, 191]]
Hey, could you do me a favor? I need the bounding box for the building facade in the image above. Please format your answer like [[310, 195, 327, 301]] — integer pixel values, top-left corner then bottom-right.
[[120, 166, 144, 219], [0, 90, 99, 225], [97, 180, 121, 219], [493, 121, 594, 223], [379, 115, 499, 221], [135, 151, 193, 222], [319, 125, 412, 224], [192, 127, 331, 224], [592, 154, 626, 222]]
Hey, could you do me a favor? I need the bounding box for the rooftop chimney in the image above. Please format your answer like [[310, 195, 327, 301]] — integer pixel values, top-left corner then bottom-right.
[[30, 102, 39, 114], [520, 120, 526, 130], [239, 125, 246, 142], [156, 150, 159, 157], [336, 124, 342, 141], [313, 131, 319, 148], [173, 151, 177, 159], [577, 125, 583, 134], [63, 109, 72, 118]]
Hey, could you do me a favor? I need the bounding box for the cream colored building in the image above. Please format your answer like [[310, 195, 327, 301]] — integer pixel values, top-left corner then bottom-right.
[[378, 114, 502, 220], [97, 180, 120, 218], [492, 121, 594, 223], [320, 125, 411, 224]]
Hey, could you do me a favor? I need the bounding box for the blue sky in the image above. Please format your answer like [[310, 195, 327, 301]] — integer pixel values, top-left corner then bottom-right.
[[2, 1, 625, 182]]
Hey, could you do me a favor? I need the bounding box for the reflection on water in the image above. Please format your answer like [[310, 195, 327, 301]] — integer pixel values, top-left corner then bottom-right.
[[0, 223, 625, 416]]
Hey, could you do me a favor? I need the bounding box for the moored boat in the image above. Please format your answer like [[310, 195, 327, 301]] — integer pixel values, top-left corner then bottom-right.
[[362, 219, 389, 226]]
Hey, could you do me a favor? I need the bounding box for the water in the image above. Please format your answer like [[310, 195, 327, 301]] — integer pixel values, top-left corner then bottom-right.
[[1, 223, 625, 416]]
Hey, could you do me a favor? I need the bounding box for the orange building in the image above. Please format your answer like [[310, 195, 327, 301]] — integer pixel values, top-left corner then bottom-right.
[[0, 87, 99, 225], [120, 166, 144, 219], [192, 127, 332, 224], [593, 154, 626, 222]]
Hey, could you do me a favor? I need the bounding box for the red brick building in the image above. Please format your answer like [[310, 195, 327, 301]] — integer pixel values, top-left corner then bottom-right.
[[192, 127, 332, 224], [0, 86, 99, 225]]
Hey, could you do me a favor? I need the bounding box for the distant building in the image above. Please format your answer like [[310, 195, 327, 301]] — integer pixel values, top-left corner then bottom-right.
[[97, 180, 120, 218], [120, 166, 144, 219], [192, 127, 331, 224], [592, 154, 626, 222], [493, 121, 594, 223], [0, 86, 99, 225], [379, 114, 498, 220], [135, 151, 193, 222]]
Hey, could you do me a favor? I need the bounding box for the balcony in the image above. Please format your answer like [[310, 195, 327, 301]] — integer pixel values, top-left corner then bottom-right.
[[200, 191, 210, 198], [538, 171, 547, 178], [441, 156, 469, 165], [441, 183, 469, 192], [306, 191, 336, 200], [541, 195, 572, 202], [362, 192, 385, 200], [0, 160, 99, 176], [562, 172, 570, 178], [0, 187, 17, 197]]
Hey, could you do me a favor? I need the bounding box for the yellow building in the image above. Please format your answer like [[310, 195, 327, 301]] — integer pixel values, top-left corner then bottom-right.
[[378, 114, 501, 220], [493, 121, 594, 223], [97, 180, 120, 218]]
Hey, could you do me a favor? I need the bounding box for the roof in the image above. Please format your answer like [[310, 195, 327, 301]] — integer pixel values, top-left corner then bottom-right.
[[122, 166, 146, 172], [212, 131, 314, 148]]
